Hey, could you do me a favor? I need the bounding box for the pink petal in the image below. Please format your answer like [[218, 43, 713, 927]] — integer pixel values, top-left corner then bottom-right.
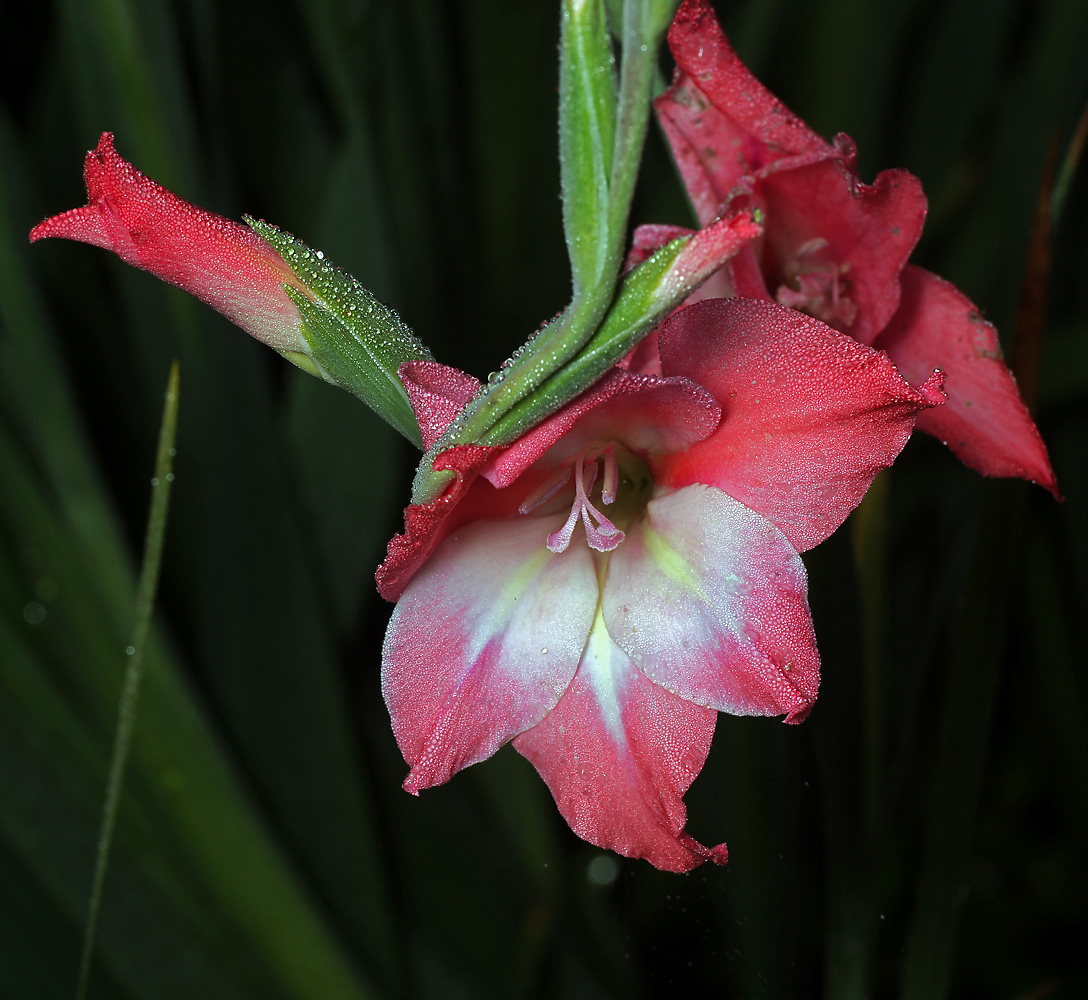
[[756, 159, 927, 344], [513, 612, 726, 872], [482, 369, 721, 489], [657, 0, 834, 221], [875, 265, 1059, 496], [656, 297, 944, 552], [383, 516, 598, 793], [727, 243, 772, 300], [29, 133, 307, 352], [376, 444, 498, 602], [398, 360, 482, 450], [603, 485, 818, 722], [378, 370, 721, 602]]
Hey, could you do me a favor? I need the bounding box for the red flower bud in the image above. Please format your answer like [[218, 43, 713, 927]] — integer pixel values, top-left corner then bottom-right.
[[30, 133, 308, 354]]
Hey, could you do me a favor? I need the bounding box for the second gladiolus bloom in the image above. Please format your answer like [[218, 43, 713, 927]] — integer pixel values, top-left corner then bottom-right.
[[652, 0, 1056, 496], [380, 297, 943, 871]]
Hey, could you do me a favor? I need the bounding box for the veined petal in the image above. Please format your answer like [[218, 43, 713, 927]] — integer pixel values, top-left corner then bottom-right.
[[513, 609, 725, 873], [382, 516, 597, 793], [604, 485, 818, 722], [875, 265, 1059, 496], [29, 133, 307, 352], [657, 297, 944, 553]]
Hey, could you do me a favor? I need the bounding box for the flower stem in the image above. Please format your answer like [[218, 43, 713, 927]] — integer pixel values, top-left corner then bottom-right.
[[411, 0, 678, 504]]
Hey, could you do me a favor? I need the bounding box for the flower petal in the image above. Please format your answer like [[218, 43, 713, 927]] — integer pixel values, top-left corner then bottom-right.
[[756, 158, 927, 344], [29, 133, 307, 352], [657, 297, 944, 552], [398, 360, 482, 450], [382, 516, 597, 793], [875, 265, 1059, 496], [657, 0, 834, 221], [482, 369, 721, 488], [513, 609, 725, 873], [376, 444, 497, 602], [603, 485, 818, 722]]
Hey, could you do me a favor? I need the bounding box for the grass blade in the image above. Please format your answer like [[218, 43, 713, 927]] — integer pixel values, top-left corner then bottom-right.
[[76, 361, 179, 1000]]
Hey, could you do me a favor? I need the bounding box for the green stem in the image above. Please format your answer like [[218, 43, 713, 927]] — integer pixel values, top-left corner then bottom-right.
[[411, 0, 674, 504], [76, 361, 179, 1000]]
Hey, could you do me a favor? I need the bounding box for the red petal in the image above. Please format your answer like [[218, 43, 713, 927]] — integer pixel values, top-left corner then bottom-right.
[[375, 445, 498, 602], [513, 613, 726, 872], [481, 369, 721, 488], [728, 243, 772, 300], [656, 297, 944, 552], [383, 517, 597, 793], [875, 265, 1059, 496], [658, 0, 833, 222], [30, 133, 306, 352], [603, 485, 818, 722], [398, 360, 481, 450], [756, 159, 927, 344]]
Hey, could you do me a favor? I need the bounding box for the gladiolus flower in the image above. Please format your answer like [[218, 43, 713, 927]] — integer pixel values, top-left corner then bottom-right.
[[379, 297, 943, 871], [651, 0, 1057, 496], [30, 132, 309, 354]]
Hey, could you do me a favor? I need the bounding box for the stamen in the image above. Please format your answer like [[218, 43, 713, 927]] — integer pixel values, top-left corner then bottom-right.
[[519, 464, 573, 514], [544, 449, 626, 554], [601, 446, 618, 505], [581, 503, 623, 550], [775, 247, 856, 329]]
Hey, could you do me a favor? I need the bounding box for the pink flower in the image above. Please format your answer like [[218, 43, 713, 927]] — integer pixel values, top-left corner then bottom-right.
[[651, 0, 1057, 495], [379, 297, 943, 871], [30, 132, 309, 353]]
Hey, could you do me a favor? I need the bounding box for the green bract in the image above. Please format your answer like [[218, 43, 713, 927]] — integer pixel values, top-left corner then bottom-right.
[[248, 217, 431, 448]]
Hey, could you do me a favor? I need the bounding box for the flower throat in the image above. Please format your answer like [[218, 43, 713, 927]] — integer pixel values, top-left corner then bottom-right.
[[519, 442, 653, 554]]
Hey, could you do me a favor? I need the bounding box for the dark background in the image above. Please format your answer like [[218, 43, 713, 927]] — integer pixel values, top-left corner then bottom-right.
[[1, 0, 1086, 997]]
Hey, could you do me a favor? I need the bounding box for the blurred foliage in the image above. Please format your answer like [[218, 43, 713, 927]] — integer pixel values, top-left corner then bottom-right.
[[1, 0, 1086, 997]]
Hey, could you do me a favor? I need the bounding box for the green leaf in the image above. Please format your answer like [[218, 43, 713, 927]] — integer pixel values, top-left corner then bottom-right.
[[481, 212, 759, 446], [248, 218, 430, 447], [409, 0, 677, 504], [77, 361, 180, 1000], [560, 0, 618, 294]]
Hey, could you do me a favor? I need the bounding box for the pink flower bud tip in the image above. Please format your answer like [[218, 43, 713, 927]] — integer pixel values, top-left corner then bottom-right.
[[30, 132, 308, 353]]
